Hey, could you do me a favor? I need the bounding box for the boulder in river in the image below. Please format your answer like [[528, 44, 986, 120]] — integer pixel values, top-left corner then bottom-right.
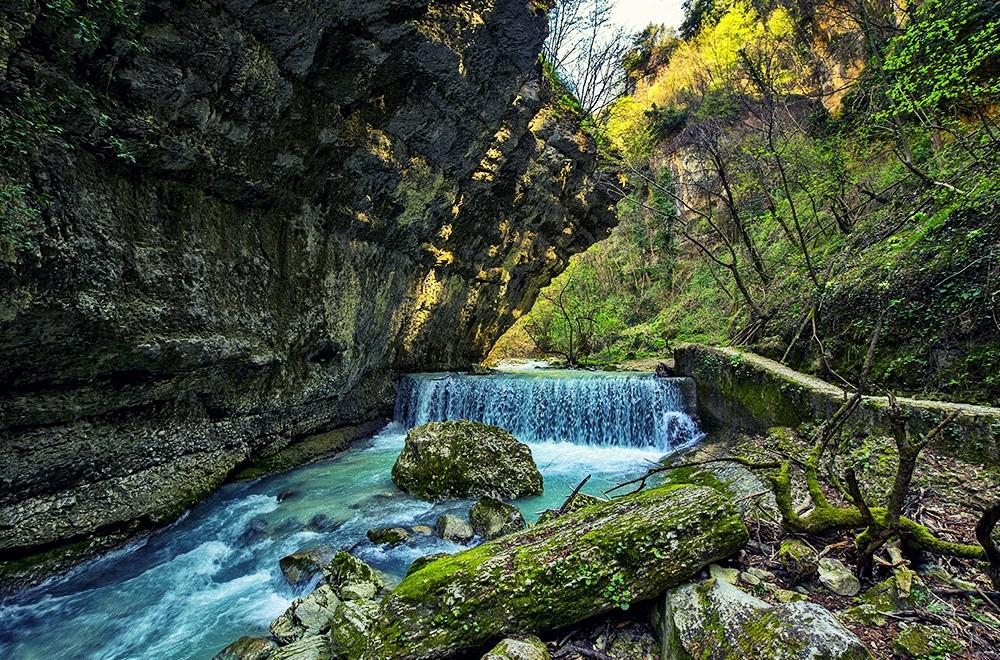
[[391, 421, 543, 501], [323, 551, 384, 598], [367, 484, 748, 657], [366, 527, 411, 546], [279, 545, 336, 587], [657, 576, 870, 658], [469, 497, 526, 540], [434, 513, 474, 543]]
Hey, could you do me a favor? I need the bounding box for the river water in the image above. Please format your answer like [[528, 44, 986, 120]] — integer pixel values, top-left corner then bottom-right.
[[0, 370, 701, 659]]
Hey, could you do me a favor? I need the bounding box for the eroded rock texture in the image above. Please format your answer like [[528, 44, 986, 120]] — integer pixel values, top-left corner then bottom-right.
[[0, 0, 616, 584]]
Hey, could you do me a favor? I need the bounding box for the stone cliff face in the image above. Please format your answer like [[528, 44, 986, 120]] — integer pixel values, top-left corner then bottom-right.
[[0, 0, 617, 585]]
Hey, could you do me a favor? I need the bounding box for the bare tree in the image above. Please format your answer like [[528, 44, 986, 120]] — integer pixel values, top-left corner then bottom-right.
[[545, 0, 631, 114]]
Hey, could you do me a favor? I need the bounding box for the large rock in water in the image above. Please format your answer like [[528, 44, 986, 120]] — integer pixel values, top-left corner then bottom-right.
[[365, 484, 748, 658], [658, 576, 870, 659], [0, 0, 617, 586], [392, 421, 543, 501]]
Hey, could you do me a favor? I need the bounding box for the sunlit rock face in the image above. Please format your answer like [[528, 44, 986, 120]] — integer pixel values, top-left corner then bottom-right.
[[0, 0, 617, 583]]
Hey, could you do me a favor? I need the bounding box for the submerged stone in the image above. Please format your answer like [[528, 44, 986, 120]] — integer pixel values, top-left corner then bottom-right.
[[469, 497, 527, 540], [391, 421, 543, 501], [367, 484, 748, 657], [366, 527, 410, 546]]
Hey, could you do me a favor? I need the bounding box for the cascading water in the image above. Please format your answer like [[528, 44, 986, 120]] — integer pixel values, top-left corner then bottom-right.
[[0, 367, 703, 660], [395, 371, 702, 451]]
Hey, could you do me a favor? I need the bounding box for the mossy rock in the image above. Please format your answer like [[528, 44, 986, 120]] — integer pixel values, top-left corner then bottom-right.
[[323, 551, 385, 597], [279, 545, 336, 587], [366, 484, 748, 658], [777, 538, 818, 583], [406, 552, 451, 577], [271, 635, 332, 660], [537, 493, 603, 524], [892, 624, 963, 658], [482, 635, 549, 659], [366, 527, 411, 546], [470, 497, 527, 540], [330, 600, 380, 659], [392, 421, 543, 501], [662, 577, 870, 659]]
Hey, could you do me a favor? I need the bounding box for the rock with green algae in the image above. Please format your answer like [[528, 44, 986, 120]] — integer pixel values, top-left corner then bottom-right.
[[323, 551, 385, 597], [330, 600, 381, 658], [892, 624, 963, 658], [840, 576, 928, 626], [366, 527, 411, 546], [279, 545, 336, 586], [391, 421, 543, 501], [537, 493, 603, 524], [406, 552, 451, 577], [778, 538, 819, 582], [270, 585, 341, 644], [212, 636, 278, 660], [365, 484, 748, 659], [482, 636, 550, 660], [470, 497, 527, 540], [658, 576, 870, 659]]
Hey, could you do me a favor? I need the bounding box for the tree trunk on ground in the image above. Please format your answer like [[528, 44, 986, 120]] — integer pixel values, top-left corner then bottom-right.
[[366, 484, 749, 659]]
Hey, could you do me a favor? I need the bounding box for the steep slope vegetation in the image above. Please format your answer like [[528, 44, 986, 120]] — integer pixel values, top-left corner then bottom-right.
[[500, 0, 1000, 404], [0, 0, 617, 583]]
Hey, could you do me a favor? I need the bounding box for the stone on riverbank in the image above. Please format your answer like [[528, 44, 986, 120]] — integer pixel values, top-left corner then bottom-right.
[[470, 497, 526, 540], [659, 576, 870, 659], [392, 421, 543, 501], [213, 636, 278, 660], [366, 484, 748, 657], [279, 545, 335, 586], [323, 551, 384, 599], [269, 585, 341, 644]]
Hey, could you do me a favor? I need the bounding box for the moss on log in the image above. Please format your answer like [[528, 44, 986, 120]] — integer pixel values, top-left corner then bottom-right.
[[365, 484, 748, 658]]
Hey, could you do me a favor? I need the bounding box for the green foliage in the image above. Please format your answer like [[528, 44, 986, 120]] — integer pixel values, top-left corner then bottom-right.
[[0, 182, 42, 260], [880, 0, 1000, 120], [40, 0, 146, 56]]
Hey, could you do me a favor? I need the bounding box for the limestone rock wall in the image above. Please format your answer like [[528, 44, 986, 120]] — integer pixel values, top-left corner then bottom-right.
[[0, 0, 617, 584]]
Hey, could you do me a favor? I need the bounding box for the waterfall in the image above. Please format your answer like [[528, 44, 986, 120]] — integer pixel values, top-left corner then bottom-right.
[[394, 371, 702, 451]]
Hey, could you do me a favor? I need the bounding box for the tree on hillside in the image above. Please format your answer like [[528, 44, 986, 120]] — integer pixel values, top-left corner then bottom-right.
[[544, 0, 632, 114]]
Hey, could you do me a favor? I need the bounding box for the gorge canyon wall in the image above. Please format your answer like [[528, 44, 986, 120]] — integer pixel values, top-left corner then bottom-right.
[[0, 0, 617, 586]]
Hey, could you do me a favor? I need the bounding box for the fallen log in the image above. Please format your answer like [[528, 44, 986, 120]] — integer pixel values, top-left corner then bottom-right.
[[365, 484, 749, 659]]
